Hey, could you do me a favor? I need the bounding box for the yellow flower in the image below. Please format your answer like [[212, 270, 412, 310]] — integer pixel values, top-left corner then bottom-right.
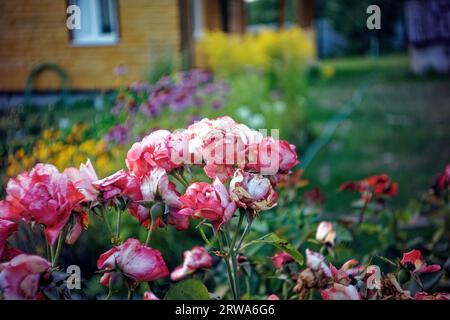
[[199, 27, 315, 76], [321, 65, 336, 79]]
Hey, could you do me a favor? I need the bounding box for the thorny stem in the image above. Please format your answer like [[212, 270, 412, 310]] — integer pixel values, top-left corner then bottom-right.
[[116, 209, 122, 241], [101, 207, 114, 238], [217, 231, 237, 299], [52, 231, 64, 267], [228, 210, 245, 300], [106, 277, 113, 300], [357, 200, 369, 226], [145, 218, 155, 246], [236, 216, 252, 252]]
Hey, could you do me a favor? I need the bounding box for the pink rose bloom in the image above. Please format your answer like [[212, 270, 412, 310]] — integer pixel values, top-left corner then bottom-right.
[[187, 117, 263, 180], [143, 290, 160, 300], [65, 211, 89, 245], [230, 169, 278, 212], [321, 283, 361, 300], [93, 170, 151, 228], [247, 137, 299, 175], [400, 249, 441, 274], [414, 292, 450, 300], [126, 130, 182, 178], [171, 246, 213, 281], [1, 164, 84, 245], [305, 249, 332, 277], [93, 169, 141, 201], [271, 252, 294, 269], [64, 159, 99, 202], [365, 265, 382, 291], [97, 238, 169, 286], [329, 259, 364, 285], [433, 163, 450, 193], [267, 294, 280, 300], [0, 219, 18, 260], [315, 222, 336, 247], [140, 167, 190, 231], [0, 199, 23, 222], [203, 163, 235, 182], [178, 179, 237, 230], [0, 254, 51, 300]]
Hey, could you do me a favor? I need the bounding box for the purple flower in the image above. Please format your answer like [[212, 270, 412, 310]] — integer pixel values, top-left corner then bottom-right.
[[105, 124, 131, 145]]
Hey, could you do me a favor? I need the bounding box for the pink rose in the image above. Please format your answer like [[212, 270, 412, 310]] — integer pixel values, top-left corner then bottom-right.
[[315, 222, 336, 247], [64, 159, 99, 202], [400, 249, 441, 274], [97, 238, 169, 286], [179, 179, 237, 230], [247, 137, 299, 175], [1, 164, 84, 245], [93, 170, 151, 227], [321, 283, 361, 300], [143, 290, 160, 300], [93, 169, 141, 202], [229, 169, 277, 212], [171, 246, 213, 281], [305, 249, 332, 277], [140, 167, 189, 231], [267, 294, 280, 300], [271, 252, 294, 269], [0, 254, 51, 300], [414, 292, 450, 300], [65, 211, 89, 245], [126, 130, 182, 178], [187, 117, 263, 179], [329, 259, 364, 285], [0, 219, 18, 260], [364, 265, 382, 297]]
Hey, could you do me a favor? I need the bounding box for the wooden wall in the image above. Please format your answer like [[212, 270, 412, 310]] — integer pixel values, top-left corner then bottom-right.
[[0, 0, 180, 91]]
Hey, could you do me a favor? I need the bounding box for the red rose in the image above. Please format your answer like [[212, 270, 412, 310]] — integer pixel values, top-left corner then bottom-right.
[[400, 249, 441, 274], [339, 174, 398, 202]]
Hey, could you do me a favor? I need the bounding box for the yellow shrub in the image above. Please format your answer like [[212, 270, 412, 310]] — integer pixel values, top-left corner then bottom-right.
[[6, 125, 125, 179], [198, 27, 315, 76]]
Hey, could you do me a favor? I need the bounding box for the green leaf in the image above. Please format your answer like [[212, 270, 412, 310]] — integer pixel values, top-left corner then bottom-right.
[[255, 233, 304, 266], [164, 279, 210, 300]]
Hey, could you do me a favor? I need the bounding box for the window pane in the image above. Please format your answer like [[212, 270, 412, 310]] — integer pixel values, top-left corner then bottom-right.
[[72, 0, 95, 39], [99, 0, 115, 34]]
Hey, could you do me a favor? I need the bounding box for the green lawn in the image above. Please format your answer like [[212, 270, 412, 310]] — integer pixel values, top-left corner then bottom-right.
[[304, 55, 450, 213]]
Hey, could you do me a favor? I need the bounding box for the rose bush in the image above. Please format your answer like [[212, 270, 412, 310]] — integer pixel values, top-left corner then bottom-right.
[[0, 117, 448, 300]]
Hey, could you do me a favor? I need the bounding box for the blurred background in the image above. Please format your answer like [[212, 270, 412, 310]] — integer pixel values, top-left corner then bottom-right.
[[0, 0, 449, 298]]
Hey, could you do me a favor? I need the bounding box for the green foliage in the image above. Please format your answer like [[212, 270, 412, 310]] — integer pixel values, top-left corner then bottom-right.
[[319, 0, 404, 56], [165, 280, 210, 300]]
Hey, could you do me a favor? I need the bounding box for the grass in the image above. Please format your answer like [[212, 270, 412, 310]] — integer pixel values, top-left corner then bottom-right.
[[304, 54, 450, 213]]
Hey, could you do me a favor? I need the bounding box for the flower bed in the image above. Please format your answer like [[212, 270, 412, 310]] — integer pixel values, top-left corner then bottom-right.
[[0, 116, 448, 300]]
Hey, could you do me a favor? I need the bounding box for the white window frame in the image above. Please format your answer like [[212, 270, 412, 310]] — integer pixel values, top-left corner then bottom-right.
[[71, 0, 119, 46]]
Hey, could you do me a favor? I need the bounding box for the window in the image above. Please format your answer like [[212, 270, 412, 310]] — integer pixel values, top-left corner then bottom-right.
[[70, 0, 119, 46], [192, 0, 204, 39]]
